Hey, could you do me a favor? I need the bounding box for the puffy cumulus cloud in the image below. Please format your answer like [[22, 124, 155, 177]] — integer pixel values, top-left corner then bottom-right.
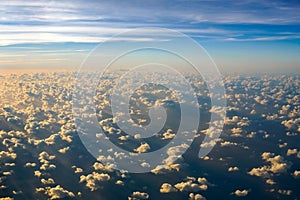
[[58, 146, 69, 154], [128, 191, 149, 200], [225, 116, 250, 127], [266, 179, 276, 185], [3, 171, 13, 176], [264, 154, 291, 173], [38, 151, 56, 161], [162, 129, 176, 140], [38, 151, 56, 171], [140, 162, 150, 168], [41, 178, 55, 185], [278, 142, 288, 148], [248, 152, 291, 178], [93, 162, 114, 172], [200, 126, 223, 138], [44, 134, 60, 146], [228, 166, 239, 172], [134, 143, 151, 153], [281, 118, 300, 130], [36, 185, 75, 200], [277, 189, 292, 195], [40, 163, 56, 171], [200, 140, 217, 149], [151, 163, 181, 174], [231, 128, 243, 137], [5, 163, 15, 167], [202, 156, 210, 161], [2, 137, 23, 148], [254, 96, 268, 105], [174, 177, 208, 192], [293, 170, 300, 178], [115, 180, 124, 186], [237, 117, 250, 127], [25, 162, 37, 167], [165, 144, 189, 164], [151, 144, 189, 174], [233, 189, 249, 197], [0, 151, 17, 160], [74, 167, 83, 174], [224, 116, 239, 125], [34, 170, 42, 177], [80, 172, 111, 191], [220, 141, 238, 147], [286, 148, 298, 156], [189, 193, 206, 200], [159, 183, 177, 193]]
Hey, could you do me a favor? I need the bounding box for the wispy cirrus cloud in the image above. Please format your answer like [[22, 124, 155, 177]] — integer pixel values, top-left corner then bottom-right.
[[0, 0, 299, 46], [0, 0, 299, 71]]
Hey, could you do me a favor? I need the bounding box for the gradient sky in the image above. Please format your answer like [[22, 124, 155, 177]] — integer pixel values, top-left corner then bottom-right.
[[0, 0, 300, 73]]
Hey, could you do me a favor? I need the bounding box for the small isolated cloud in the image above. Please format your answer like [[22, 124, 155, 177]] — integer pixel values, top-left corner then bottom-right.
[[41, 178, 55, 185], [162, 129, 176, 140], [293, 170, 300, 179], [151, 163, 181, 174], [80, 172, 111, 191], [58, 146, 69, 154], [277, 189, 292, 196], [189, 193, 206, 200], [38, 151, 56, 171], [160, 183, 177, 193], [248, 152, 291, 178], [75, 167, 83, 174], [220, 141, 238, 147], [93, 162, 114, 172], [231, 128, 243, 137], [0, 151, 17, 160], [129, 191, 149, 200], [134, 143, 151, 153], [286, 148, 298, 156], [174, 177, 208, 192], [233, 189, 249, 197], [36, 185, 75, 200], [228, 166, 239, 172], [115, 180, 124, 186], [281, 118, 300, 130], [266, 179, 276, 185], [34, 170, 42, 177], [25, 162, 37, 167]]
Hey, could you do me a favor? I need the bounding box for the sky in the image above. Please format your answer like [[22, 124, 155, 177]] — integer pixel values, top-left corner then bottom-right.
[[0, 0, 300, 73]]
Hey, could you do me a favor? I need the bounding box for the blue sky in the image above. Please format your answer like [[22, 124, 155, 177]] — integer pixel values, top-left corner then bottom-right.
[[0, 0, 299, 72]]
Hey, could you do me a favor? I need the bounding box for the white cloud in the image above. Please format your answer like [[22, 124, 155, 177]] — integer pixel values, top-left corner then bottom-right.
[[160, 183, 177, 193], [189, 193, 206, 200], [266, 179, 276, 185], [277, 189, 292, 195], [80, 172, 111, 191], [129, 191, 149, 200], [228, 166, 239, 172], [286, 148, 298, 156], [174, 177, 208, 192], [93, 162, 114, 172], [248, 152, 291, 178], [233, 189, 249, 197], [293, 170, 300, 179], [36, 185, 75, 200], [134, 143, 151, 153], [162, 129, 176, 140]]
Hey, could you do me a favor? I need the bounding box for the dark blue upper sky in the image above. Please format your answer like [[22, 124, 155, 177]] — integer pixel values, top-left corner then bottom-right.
[[0, 0, 299, 72]]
